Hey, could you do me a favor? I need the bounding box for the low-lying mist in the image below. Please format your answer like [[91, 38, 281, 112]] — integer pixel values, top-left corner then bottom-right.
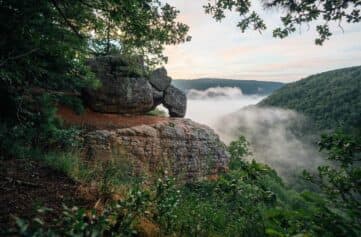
[[186, 87, 265, 127], [185, 87, 324, 181]]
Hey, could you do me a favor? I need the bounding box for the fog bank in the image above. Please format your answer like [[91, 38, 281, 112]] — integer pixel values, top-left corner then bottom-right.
[[185, 87, 265, 127], [185, 87, 324, 180]]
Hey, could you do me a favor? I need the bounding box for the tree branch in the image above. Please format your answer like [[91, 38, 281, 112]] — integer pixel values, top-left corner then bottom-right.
[[0, 48, 39, 67], [49, 0, 83, 39]]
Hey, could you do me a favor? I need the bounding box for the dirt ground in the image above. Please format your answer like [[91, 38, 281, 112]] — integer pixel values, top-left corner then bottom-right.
[[58, 106, 169, 130], [0, 107, 167, 233], [0, 157, 96, 231]]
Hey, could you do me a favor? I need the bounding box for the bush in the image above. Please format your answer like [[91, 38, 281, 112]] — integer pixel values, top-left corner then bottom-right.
[[7, 135, 361, 236]]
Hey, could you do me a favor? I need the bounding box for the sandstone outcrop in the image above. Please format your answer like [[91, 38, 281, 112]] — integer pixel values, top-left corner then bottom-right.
[[72, 113, 229, 182], [83, 55, 187, 117]]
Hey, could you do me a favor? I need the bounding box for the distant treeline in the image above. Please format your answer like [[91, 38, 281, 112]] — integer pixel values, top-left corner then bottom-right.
[[259, 66, 361, 131], [172, 79, 285, 95]]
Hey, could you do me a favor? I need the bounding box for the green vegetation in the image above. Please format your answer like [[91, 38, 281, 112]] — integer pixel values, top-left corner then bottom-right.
[[146, 108, 167, 116], [1, 1, 360, 236], [5, 134, 361, 236], [259, 66, 361, 131], [173, 79, 284, 95], [42, 152, 138, 195], [0, 0, 189, 158], [204, 0, 361, 45]]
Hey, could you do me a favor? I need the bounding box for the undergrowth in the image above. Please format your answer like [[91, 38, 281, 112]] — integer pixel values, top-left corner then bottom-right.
[[3, 134, 361, 237]]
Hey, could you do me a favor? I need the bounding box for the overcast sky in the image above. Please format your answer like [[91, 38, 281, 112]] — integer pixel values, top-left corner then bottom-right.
[[163, 1, 361, 82]]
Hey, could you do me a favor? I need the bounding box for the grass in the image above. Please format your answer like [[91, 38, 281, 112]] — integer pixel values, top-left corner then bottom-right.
[[41, 151, 142, 196], [9, 134, 359, 237], [146, 108, 167, 116]]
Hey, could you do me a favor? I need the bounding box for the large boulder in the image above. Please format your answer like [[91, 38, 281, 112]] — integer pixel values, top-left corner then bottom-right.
[[82, 118, 229, 182], [149, 67, 171, 91], [83, 56, 187, 117], [87, 55, 144, 77], [84, 56, 154, 114], [163, 85, 187, 117]]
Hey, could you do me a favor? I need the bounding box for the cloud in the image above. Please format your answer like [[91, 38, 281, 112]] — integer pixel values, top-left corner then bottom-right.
[[187, 87, 244, 100]]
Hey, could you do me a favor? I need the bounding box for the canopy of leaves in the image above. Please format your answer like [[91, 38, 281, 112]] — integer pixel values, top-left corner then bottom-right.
[[259, 66, 361, 131], [0, 0, 190, 92], [204, 0, 361, 45], [0, 0, 190, 154]]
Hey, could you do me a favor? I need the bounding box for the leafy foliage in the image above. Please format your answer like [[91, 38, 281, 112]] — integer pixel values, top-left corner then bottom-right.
[[259, 66, 361, 131], [12, 187, 152, 237], [8, 135, 361, 236], [304, 131, 361, 234], [0, 0, 190, 156], [204, 0, 361, 45]]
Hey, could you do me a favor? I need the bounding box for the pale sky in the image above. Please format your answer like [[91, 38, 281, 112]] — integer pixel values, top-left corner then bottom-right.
[[163, 1, 361, 82]]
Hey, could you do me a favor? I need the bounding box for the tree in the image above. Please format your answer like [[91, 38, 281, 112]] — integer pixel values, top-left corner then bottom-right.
[[0, 0, 190, 154], [303, 131, 361, 235], [204, 0, 361, 45]]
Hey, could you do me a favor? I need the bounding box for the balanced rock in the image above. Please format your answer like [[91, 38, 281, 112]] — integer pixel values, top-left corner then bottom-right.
[[149, 67, 171, 91], [82, 118, 229, 182], [84, 56, 154, 114], [84, 55, 187, 117], [163, 85, 187, 117]]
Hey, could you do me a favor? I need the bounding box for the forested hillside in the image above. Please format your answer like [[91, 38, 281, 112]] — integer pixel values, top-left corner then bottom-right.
[[173, 79, 284, 95], [259, 66, 361, 131]]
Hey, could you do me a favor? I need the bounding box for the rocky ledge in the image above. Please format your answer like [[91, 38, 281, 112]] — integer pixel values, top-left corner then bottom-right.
[[83, 119, 229, 182], [59, 107, 229, 182]]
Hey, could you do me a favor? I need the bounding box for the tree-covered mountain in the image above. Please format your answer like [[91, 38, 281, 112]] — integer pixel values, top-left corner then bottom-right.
[[259, 66, 361, 131], [172, 79, 284, 95]]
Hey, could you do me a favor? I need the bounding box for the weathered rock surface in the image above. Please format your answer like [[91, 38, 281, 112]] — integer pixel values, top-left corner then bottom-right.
[[149, 67, 171, 91], [84, 56, 154, 114], [82, 118, 229, 181], [84, 55, 187, 117], [87, 55, 144, 77], [84, 76, 154, 114], [163, 85, 187, 117]]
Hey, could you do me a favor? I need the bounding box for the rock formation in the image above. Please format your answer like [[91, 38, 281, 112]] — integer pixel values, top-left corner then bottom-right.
[[82, 118, 229, 182], [83, 55, 186, 117], [65, 55, 230, 182]]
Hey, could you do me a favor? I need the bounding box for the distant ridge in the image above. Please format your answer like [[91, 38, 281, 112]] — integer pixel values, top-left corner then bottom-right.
[[172, 78, 285, 95], [259, 66, 361, 130]]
